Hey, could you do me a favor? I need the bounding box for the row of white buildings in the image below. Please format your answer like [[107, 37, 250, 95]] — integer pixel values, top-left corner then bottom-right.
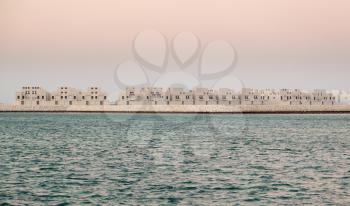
[[16, 86, 108, 106], [117, 87, 338, 106], [15, 86, 350, 106]]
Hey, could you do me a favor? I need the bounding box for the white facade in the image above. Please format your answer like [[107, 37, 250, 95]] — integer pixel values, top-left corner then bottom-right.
[[117, 87, 337, 106], [15, 86, 107, 106], [16, 86, 51, 106], [15, 86, 339, 106]]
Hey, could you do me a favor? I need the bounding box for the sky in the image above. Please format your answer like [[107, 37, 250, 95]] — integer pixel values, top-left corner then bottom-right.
[[1, 0, 350, 103]]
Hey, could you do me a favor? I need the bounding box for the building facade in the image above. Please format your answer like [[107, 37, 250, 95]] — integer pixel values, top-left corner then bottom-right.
[[15, 86, 107, 106], [15, 86, 338, 106], [117, 87, 336, 106], [16, 86, 51, 106]]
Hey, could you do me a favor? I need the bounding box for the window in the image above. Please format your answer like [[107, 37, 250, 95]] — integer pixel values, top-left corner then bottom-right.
[[122, 96, 124, 100], [82, 96, 85, 100], [42, 96, 44, 99], [65, 96, 67, 99], [100, 101, 103, 105], [86, 101, 89, 105], [36, 101, 40, 105], [74, 96, 76, 99], [21, 101, 24, 105], [104, 96, 107, 100], [52, 96, 55, 99], [17, 96, 20, 99], [95, 96, 98, 99], [69, 101, 72, 105], [91, 96, 94, 99], [55, 101, 58, 105], [37, 96, 40, 99]]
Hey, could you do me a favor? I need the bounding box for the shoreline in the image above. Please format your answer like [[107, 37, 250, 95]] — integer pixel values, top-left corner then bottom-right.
[[1, 104, 350, 114]]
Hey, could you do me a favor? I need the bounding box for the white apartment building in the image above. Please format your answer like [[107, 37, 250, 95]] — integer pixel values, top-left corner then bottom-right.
[[15, 86, 337, 106], [117, 87, 336, 106], [83, 87, 108, 105], [16, 86, 51, 106], [15, 86, 107, 106], [51, 87, 83, 106]]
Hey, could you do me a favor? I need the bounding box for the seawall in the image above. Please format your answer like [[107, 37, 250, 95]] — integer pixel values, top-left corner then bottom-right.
[[1, 104, 350, 113]]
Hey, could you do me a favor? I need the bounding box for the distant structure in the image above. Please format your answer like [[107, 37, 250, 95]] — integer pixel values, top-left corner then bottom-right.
[[16, 86, 107, 106], [330, 90, 350, 105], [117, 87, 336, 106], [14, 86, 347, 106]]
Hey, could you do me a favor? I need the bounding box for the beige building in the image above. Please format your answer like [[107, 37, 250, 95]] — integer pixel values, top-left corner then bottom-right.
[[14, 86, 337, 107], [83, 87, 108, 105], [117, 87, 336, 106], [15, 86, 107, 106], [16, 86, 51, 106], [51, 87, 83, 106]]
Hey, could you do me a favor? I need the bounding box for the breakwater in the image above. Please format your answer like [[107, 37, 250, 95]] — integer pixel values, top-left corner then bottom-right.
[[1, 104, 350, 113]]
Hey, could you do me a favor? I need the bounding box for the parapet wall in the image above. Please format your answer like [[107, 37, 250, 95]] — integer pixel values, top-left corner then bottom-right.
[[1, 104, 350, 113]]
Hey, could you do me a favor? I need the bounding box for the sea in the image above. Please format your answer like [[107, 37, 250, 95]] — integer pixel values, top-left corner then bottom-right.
[[0, 113, 349, 205]]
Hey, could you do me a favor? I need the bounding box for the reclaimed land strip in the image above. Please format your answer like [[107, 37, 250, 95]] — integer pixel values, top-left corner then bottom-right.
[[1, 104, 350, 113]]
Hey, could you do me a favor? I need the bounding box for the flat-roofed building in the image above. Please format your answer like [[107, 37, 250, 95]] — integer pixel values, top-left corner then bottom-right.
[[331, 90, 350, 104], [166, 87, 194, 105], [193, 88, 209, 105], [15, 86, 51, 106], [50, 86, 83, 106], [118, 87, 166, 105], [311, 89, 335, 105], [83, 87, 108, 105]]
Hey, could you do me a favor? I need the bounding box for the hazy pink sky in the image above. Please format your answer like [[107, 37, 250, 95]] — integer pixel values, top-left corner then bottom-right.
[[1, 0, 350, 103]]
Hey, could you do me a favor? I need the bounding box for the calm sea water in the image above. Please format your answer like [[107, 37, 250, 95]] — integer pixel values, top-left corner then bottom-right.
[[0, 113, 349, 205]]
